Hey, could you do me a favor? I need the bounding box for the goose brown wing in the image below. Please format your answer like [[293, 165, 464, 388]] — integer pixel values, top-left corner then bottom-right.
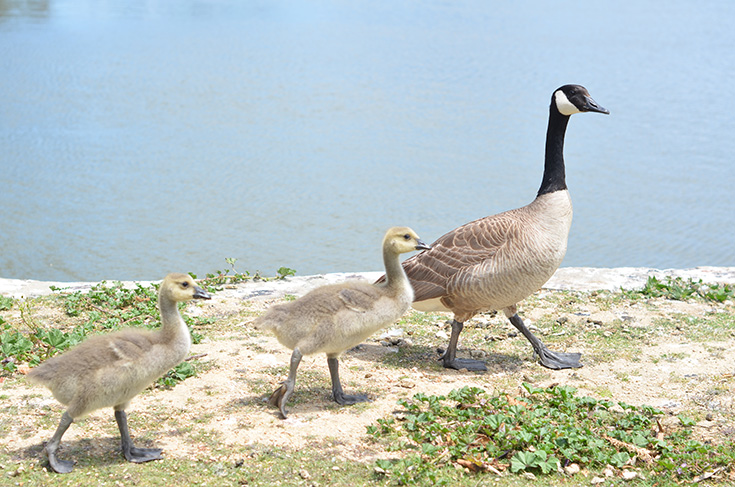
[[401, 214, 515, 302]]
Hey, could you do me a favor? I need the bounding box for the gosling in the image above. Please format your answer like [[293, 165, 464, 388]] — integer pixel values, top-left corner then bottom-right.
[[253, 227, 430, 418], [27, 273, 211, 473]]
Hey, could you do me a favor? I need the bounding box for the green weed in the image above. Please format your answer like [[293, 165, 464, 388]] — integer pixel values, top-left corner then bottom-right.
[[625, 276, 735, 303], [369, 384, 735, 484], [191, 258, 297, 293], [0, 295, 13, 311]]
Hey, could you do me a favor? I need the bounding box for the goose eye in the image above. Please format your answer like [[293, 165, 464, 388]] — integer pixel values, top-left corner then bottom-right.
[[403, 234, 411, 240], [181, 281, 189, 288]]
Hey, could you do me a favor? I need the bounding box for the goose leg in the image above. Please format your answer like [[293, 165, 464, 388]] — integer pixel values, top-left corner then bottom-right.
[[269, 348, 302, 418], [45, 411, 75, 474], [115, 410, 162, 463], [508, 313, 582, 369], [440, 319, 488, 371], [327, 357, 369, 405]]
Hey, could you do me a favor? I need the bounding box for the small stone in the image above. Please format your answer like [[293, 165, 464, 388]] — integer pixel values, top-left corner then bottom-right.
[[299, 469, 311, 479], [436, 330, 449, 340], [621, 470, 638, 480], [590, 476, 605, 484], [563, 463, 580, 475]]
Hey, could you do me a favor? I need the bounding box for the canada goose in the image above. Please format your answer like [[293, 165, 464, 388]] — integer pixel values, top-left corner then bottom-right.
[[381, 85, 608, 371], [253, 227, 430, 418], [27, 273, 211, 473]]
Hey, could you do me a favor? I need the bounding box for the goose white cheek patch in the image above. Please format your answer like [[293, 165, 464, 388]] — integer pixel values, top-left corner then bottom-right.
[[554, 90, 580, 115]]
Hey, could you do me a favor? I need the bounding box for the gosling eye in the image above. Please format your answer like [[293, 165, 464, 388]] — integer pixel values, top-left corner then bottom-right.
[[181, 281, 189, 288], [403, 234, 411, 240]]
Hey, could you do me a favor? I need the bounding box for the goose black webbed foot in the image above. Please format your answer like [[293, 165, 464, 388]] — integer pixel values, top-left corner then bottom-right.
[[333, 390, 369, 405], [442, 356, 488, 372], [535, 347, 582, 370], [508, 313, 582, 370], [439, 320, 488, 372]]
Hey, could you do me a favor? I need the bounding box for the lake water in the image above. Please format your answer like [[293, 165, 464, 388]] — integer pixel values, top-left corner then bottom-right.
[[1, 0, 734, 282]]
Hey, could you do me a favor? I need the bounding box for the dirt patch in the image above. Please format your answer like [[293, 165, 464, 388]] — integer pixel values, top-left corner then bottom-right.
[[1, 283, 734, 468]]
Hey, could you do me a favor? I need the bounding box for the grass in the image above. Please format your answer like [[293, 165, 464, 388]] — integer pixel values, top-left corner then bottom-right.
[[368, 384, 735, 485], [623, 275, 735, 303], [1, 271, 734, 485], [0, 263, 293, 379]]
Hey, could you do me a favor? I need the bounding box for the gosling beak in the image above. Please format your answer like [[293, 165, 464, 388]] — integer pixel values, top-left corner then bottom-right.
[[193, 286, 212, 300], [415, 239, 431, 251], [582, 95, 609, 114]]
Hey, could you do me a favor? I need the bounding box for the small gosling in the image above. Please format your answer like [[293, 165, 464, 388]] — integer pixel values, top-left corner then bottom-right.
[[27, 273, 211, 473], [253, 227, 430, 418]]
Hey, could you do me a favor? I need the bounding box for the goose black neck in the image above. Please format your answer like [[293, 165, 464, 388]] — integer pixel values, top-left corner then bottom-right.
[[537, 106, 571, 197]]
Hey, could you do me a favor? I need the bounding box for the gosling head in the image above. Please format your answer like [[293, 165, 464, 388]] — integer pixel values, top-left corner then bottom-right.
[[159, 273, 212, 303], [383, 226, 431, 255], [552, 84, 609, 117]]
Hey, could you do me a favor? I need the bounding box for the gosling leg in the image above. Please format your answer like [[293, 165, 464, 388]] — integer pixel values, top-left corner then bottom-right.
[[327, 357, 369, 405], [269, 348, 302, 418], [114, 410, 162, 463], [508, 313, 582, 369], [440, 319, 488, 371], [45, 411, 75, 474]]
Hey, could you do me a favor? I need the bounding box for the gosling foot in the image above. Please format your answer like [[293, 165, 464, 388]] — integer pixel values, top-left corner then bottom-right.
[[328, 357, 369, 406], [46, 447, 75, 474], [124, 446, 163, 463], [268, 383, 293, 419]]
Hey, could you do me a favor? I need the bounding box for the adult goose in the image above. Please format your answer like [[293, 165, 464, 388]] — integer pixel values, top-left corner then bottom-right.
[[384, 84, 608, 371], [27, 273, 211, 473], [254, 227, 430, 418]]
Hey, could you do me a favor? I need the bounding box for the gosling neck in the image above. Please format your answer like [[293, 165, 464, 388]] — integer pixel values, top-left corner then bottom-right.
[[537, 107, 571, 197], [158, 295, 187, 341], [382, 247, 409, 291]]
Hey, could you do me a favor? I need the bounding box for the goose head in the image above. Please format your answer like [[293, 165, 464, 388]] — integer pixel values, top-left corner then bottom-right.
[[383, 226, 431, 255], [553, 85, 609, 116], [159, 273, 212, 303]]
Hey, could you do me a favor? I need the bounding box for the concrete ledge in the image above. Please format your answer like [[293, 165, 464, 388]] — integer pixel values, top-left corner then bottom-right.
[[1, 267, 733, 300]]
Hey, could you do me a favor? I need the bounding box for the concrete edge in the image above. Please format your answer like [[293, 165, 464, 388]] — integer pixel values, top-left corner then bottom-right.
[[1, 266, 734, 301]]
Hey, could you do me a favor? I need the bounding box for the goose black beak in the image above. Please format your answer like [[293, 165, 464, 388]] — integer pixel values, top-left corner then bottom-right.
[[193, 286, 212, 300], [582, 95, 609, 114], [416, 239, 431, 251]]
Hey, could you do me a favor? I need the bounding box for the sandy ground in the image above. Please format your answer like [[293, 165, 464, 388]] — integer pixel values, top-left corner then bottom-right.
[[1, 267, 734, 470]]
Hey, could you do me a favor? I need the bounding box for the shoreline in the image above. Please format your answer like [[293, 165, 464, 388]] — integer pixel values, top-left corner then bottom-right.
[[1, 266, 734, 300]]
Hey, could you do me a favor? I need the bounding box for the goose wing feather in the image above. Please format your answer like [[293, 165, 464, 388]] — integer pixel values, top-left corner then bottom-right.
[[403, 212, 519, 302]]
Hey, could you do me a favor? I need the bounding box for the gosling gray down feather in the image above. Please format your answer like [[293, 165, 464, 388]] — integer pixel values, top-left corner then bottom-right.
[[27, 273, 211, 473], [253, 226, 430, 418]]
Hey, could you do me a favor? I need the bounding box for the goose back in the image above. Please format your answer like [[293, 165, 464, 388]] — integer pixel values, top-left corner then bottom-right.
[[406, 190, 572, 321]]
